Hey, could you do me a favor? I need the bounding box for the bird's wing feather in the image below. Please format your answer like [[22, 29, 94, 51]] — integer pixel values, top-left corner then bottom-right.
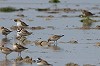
[[21, 22, 28, 26]]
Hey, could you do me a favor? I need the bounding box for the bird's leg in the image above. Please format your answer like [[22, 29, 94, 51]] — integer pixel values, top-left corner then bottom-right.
[[55, 40, 57, 46], [19, 52, 21, 57], [53, 41, 55, 45], [53, 41, 57, 46], [5, 54, 7, 60], [5, 35, 7, 38], [18, 52, 20, 56]]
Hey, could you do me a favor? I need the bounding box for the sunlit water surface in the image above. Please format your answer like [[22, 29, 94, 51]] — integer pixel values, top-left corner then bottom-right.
[[0, 0, 100, 66]]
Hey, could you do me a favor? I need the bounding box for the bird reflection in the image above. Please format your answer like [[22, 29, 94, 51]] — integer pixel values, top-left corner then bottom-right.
[[0, 37, 11, 46], [47, 45, 61, 51], [0, 59, 12, 66], [12, 60, 24, 66]]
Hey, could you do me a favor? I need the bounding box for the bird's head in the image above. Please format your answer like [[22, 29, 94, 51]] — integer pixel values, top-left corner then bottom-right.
[[37, 58, 42, 63], [14, 19, 21, 22], [0, 26, 4, 29], [48, 39, 51, 42]]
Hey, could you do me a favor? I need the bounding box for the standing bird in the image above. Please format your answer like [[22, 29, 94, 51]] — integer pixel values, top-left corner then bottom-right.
[[16, 36, 27, 44], [48, 35, 64, 45], [13, 43, 28, 57], [0, 26, 12, 38], [0, 45, 13, 59], [37, 58, 52, 66], [17, 27, 32, 37], [14, 19, 29, 27], [81, 10, 94, 17]]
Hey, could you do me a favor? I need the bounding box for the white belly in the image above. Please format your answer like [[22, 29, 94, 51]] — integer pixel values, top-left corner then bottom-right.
[[17, 22, 21, 26], [17, 32, 21, 36], [13, 45, 17, 49], [37, 62, 44, 66]]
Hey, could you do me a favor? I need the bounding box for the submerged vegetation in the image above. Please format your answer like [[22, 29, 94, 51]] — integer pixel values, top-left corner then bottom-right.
[[0, 7, 25, 12], [35, 8, 50, 11], [80, 17, 97, 28], [49, 0, 60, 11], [80, 17, 97, 23], [0, 7, 17, 12], [65, 62, 79, 66], [49, 0, 60, 3]]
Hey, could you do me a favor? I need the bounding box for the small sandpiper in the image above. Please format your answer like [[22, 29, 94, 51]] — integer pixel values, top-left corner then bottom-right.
[[23, 56, 36, 64], [37, 58, 52, 66], [48, 35, 64, 45], [14, 19, 29, 27], [34, 40, 50, 47], [0, 45, 13, 59], [0, 26, 12, 38], [17, 27, 32, 37], [16, 36, 27, 44], [13, 43, 28, 57], [81, 10, 94, 17]]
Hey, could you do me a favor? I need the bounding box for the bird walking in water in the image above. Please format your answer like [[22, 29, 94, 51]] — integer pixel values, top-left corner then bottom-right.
[[81, 10, 94, 17], [14, 19, 29, 27], [13, 43, 28, 57], [0, 45, 13, 59], [0, 26, 12, 38], [34, 40, 50, 47], [37, 58, 52, 66], [48, 35, 64, 45], [17, 27, 32, 37]]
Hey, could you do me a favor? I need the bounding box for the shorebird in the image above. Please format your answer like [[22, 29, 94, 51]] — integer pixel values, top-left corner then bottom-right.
[[48, 35, 64, 45], [23, 56, 36, 64], [0, 37, 11, 46], [37, 58, 52, 66], [0, 45, 13, 59], [34, 40, 50, 47], [15, 56, 23, 62], [0, 26, 12, 38], [16, 36, 27, 44], [13, 43, 28, 57], [81, 10, 94, 17], [14, 19, 29, 27], [17, 27, 32, 37]]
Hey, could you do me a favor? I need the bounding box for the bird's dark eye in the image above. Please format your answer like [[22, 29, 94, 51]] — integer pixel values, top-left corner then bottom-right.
[[14, 19, 17, 22]]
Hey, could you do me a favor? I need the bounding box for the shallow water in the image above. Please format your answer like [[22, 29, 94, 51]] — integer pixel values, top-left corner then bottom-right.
[[0, 0, 100, 66]]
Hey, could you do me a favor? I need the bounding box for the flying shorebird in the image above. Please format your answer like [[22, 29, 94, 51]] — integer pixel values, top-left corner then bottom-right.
[[17, 27, 32, 37], [37, 58, 52, 66], [0, 26, 12, 38], [13, 43, 28, 57], [0, 45, 13, 59], [48, 35, 64, 45], [81, 10, 94, 16], [14, 19, 29, 27]]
